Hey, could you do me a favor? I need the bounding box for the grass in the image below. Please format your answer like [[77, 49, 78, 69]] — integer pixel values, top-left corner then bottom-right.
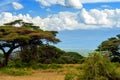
[[0, 72, 65, 80], [0, 64, 80, 80], [0, 64, 80, 76], [0, 63, 120, 80], [0, 67, 32, 76]]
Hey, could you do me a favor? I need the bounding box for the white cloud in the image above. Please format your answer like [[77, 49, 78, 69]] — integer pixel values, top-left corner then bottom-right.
[[79, 9, 96, 24], [57, 0, 65, 6], [35, 0, 83, 9], [0, 0, 19, 11], [35, 0, 58, 7], [0, 0, 19, 7], [80, 0, 120, 3], [12, 2, 23, 10], [0, 8, 120, 31], [65, 0, 82, 9]]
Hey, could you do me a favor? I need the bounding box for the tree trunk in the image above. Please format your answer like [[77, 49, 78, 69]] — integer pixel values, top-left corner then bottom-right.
[[0, 43, 19, 67], [3, 54, 10, 66], [1, 48, 14, 67]]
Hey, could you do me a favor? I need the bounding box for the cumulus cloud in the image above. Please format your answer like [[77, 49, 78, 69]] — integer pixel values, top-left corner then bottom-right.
[[80, 0, 120, 3], [35, 0, 82, 9], [0, 8, 120, 31], [12, 2, 23, 10], [65, 0, 82, 9]]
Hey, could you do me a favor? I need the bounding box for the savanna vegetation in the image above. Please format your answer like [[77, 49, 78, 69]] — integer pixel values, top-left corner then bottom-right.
[[0, 20, 120, 80], [96, 35, 120, 62]]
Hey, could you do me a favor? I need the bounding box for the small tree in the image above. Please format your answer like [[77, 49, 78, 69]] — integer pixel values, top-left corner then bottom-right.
[[96, 35, 120, 62]]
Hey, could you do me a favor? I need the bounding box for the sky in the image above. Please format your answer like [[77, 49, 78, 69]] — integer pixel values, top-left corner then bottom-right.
[[0, 0, 120, 54]]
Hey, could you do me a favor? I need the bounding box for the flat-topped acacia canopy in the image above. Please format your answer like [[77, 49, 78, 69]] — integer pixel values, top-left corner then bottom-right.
[[0, 26, 59, 43]]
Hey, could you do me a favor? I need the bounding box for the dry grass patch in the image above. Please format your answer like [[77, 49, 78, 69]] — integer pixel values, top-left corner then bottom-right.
[[0, 64, 81, 80], [0, 72, 65, 80]]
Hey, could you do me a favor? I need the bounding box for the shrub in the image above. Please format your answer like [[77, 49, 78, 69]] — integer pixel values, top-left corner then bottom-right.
[[48, 64, 63, 69], [65, 72, 77, 80], [78, 52, 120, 80]]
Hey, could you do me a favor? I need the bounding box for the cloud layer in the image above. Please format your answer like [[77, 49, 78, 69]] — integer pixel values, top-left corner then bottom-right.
[[0, 8, 120, 31], [35, 0, 83, 9], [35, 0, 120, 9]]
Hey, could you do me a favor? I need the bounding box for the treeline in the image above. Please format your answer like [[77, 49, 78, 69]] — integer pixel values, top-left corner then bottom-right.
[[8, 45, 84, 64]]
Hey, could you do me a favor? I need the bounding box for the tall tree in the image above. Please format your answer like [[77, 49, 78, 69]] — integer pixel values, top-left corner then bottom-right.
[[0, 20, 60, 66]]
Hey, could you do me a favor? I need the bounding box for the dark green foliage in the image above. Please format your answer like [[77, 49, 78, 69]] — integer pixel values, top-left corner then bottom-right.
[[38, 45, 84, 64], [38, 45, 65, 64], [6, 60, 63, 70], [0, 53, 3, 59], [3, 44, 84, 68], [0, 53, 4, 64], [60, 52, 84, 64], [4, 20, 22, 26]]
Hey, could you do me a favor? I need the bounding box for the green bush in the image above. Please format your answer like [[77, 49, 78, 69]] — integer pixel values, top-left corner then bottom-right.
[[78, 52, 120, 80], [48, 64, 63, 69], [13, 60, 25, 68], [8, 60, 41, 69], [7, 59, 63, 70], [65, 72, 77, 80]]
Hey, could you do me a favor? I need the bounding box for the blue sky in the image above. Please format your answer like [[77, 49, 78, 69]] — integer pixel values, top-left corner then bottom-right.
[[0, 0, 120, 54]]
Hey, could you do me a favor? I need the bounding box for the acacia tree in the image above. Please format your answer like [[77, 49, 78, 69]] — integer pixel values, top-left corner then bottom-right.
[[0, 20, 60, 67], [96, 35, 120, 62]]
